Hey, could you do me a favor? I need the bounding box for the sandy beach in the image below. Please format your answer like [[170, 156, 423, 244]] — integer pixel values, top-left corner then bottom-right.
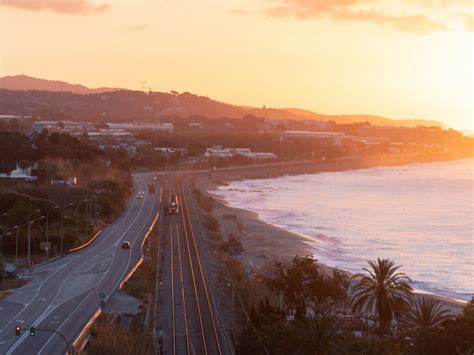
[[187, 155, 469, 315]]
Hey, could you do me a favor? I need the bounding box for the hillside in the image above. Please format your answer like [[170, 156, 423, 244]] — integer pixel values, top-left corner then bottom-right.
[[283, 108, 445, 128], [0, 75, 122, 95], [0, 75, 445, 128]]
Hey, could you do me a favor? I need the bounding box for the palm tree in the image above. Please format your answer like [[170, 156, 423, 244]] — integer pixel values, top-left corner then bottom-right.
[[297, 314, 343, 354], [401, 298, 452, 329], [351, 258, 413, 334]]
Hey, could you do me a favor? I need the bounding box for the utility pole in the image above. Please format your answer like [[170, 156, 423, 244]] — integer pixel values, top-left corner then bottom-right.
[[137, 80, 147, 93]]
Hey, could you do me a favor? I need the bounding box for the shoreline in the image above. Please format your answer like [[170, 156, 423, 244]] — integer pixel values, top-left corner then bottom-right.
[[190, 155, 471, 314]]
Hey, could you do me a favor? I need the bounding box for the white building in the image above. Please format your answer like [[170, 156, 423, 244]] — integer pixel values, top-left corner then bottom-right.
[[0, 115, 32, 120], [107, 123, 174, 132], [0, 164, 38, 181], [32, 120, 93, 133], [283, 131, 346, 146], [204, 147, 277, 160]]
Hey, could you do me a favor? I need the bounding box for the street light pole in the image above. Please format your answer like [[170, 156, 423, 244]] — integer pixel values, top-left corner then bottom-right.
[[0, 225, 19, 257], [27, 214, 45, 271], [84, 199, 88, 238], [45, 206, 59, 260], [15, 222, 30, 269], [1, 227, 16, 289], [62, 203, 75, 256], [27, 209, 40, 271]]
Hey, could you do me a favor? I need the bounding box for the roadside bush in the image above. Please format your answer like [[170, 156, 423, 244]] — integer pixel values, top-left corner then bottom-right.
[[219, 234, 244, 255], [199, 196, 214, 213], [209, 232, 223, 242], [203, 213, 219, 232]]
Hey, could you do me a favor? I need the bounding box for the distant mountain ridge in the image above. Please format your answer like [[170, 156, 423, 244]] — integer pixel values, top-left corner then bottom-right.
[[0, 75, 445, 128], [0, 75, 122, 95]]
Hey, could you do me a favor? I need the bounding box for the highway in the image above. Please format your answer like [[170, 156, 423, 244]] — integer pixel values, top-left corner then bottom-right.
[[156, 178, 231, 355], [0, 173, 161, 355]]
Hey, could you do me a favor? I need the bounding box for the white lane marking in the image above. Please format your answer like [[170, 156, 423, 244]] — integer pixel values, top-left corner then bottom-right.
[[16, 320, 24, 324], [0, 257, 79, 334], [37, 195, 151, 315], [37, 177, 156, 354], [3, 189, 146, 355], [3, 193, 147, 353], [1, 176, 146, 340], [38, 181, 156, 354], [5, 176, 149, 354], [108, 187, 158, 300], [6, 262, 82, 355]]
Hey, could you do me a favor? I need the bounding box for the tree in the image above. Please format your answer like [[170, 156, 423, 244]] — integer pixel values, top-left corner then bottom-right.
[[462, 296, 474, 320], [263, 256, 349, 318], [351, 258, 413, 334], [297, 315, 343, 354], [401, 298, 451, 329], [335, 336, 402, 355]]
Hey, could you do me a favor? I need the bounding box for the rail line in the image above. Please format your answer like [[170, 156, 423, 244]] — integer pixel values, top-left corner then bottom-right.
[[160, 178, 225, 355], [177, 180, 223, 355], [170, 218, 176, 355]]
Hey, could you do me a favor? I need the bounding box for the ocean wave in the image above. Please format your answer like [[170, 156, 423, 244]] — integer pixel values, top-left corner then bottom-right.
[[211, 159, 474, 301]]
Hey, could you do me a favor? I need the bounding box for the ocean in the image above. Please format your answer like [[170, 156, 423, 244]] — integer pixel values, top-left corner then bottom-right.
[[212, 159, 474, 302]]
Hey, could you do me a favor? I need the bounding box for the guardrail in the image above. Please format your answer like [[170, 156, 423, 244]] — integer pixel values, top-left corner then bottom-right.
[[68, 230, 102, 253], [153, 186, 164, 355], [70, 308, 102, 354], [69, 186, 162, 354], [119, 212, 159, 290]]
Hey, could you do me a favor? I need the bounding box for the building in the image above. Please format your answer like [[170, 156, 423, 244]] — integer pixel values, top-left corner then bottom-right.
[[204, 146, 277, 160], [106, 123, 174, 132], [98, 143, 137, 155], [32, 120, 93, 133], [0, 164, 38, 181], [283, 131, 346, 146], [0, 115, 32, 120]]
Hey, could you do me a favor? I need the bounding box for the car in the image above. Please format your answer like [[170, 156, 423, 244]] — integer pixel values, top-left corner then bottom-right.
[[121, 241, 131, 249]]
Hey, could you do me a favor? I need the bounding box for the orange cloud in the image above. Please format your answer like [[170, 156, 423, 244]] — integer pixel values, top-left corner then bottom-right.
[[263, 0, 459, 34], [264, 0, 373, 19], [0, 0, 110, 15], [333, 9, 449, 34], [406, 0, 472, 6]]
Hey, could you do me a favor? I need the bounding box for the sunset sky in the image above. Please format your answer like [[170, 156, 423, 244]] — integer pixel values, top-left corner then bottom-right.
[[0, 0, 473, 130]]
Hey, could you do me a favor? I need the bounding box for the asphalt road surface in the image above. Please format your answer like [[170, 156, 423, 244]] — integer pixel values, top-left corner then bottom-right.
[[0, 173, 160, 355]]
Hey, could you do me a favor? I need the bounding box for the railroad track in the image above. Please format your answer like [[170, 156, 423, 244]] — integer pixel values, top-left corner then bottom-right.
[[160, 179, 225, 355]]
